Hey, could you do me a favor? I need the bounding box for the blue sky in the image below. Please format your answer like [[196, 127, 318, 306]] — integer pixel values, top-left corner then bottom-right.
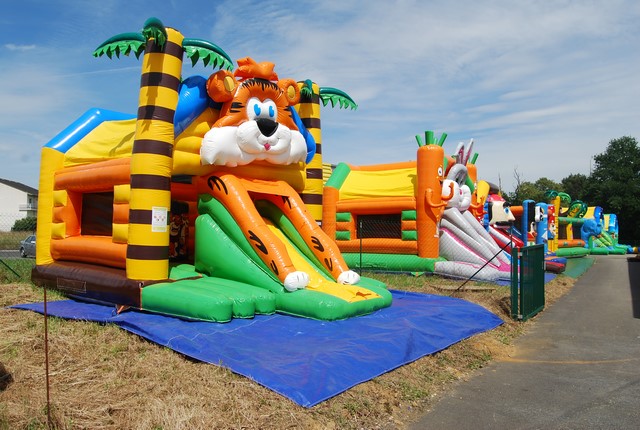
[[1, 0, 638, 192]]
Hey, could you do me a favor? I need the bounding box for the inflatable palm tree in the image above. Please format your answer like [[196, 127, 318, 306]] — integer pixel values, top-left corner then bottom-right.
[[296, 80, 357, 222], [94, 17, 232, 280]]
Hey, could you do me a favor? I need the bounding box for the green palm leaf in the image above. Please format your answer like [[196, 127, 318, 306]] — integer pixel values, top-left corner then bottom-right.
[[558, 192, 572, 207], [93, 17, 167, 59], [319, 87, 358, 110], [543, 190, 558, 202], [93, 18, 232, 73], [141, 17, 167, 49], [93, 32, 146, 59], [183, 38, 233, 71], [300, 79, 314, 98]]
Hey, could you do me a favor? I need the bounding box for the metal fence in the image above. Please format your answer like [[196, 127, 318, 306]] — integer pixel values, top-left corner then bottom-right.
[[0, 213, 20, 233], [510, 244, 545, 321], [0, 213, 36, 283], [0, 214, 35, 251]]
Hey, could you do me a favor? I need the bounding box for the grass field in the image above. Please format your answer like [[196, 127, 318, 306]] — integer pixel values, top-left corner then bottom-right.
[[0, 262, 575, 429], [0, 257, 33, 284]]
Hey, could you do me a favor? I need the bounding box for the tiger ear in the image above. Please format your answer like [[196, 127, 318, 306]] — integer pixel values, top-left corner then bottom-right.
[[206, 70, 237, 103], [278, 78, 301, 106]]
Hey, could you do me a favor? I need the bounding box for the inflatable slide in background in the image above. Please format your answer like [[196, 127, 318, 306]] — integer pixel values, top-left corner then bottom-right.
[[322, 153, 511, 282]]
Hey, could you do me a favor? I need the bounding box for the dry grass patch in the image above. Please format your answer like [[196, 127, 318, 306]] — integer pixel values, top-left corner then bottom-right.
[[0, 274, 575, 430]]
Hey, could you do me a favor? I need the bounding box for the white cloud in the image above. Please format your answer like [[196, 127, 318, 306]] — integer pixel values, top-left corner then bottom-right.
[[4, 44, 36, 51]]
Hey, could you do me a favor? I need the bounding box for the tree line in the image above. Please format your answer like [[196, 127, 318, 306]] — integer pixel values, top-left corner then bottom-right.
[[502, 136, 640, 246]]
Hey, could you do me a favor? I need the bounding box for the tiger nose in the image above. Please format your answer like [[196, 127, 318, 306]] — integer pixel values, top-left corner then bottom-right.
[[256, 118, 278, 137]]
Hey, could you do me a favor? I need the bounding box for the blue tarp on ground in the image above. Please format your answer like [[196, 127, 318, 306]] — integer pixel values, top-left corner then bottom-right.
[[12, 290, 503, 407]]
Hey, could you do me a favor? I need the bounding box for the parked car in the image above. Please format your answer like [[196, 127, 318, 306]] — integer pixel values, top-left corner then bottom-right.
[[19, 234, 36, 258]]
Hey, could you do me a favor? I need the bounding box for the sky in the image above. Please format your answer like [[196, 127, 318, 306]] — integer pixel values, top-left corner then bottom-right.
[[1, 0, 638, 193]]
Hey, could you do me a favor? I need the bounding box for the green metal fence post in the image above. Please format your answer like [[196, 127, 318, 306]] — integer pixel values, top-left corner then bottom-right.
[[510, 247, 519, 319], [511, 244, 545, 321]]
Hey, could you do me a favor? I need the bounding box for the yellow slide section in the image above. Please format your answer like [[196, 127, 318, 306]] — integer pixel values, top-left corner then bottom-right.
[[265, 220, 380, 303]]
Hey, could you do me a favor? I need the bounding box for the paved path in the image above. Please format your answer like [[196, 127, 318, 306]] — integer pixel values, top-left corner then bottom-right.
[[411, 254, 640, 429]]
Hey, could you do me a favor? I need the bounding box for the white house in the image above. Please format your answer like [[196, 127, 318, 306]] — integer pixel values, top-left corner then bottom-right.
[[0, 178, 38, 232]]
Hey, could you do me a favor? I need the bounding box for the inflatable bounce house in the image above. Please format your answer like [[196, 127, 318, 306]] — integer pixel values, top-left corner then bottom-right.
[[32, 18, 392, 322], [321, 133, 513, 281], [498, 195, 571, 273], [506, 190, 634, 266], [543, 191, 633, 256]]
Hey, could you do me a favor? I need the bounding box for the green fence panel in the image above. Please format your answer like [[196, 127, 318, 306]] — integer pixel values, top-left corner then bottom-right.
[[511, 244, 545, 321]]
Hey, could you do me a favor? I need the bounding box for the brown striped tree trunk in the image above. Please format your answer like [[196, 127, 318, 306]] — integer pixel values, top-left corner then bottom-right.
[[126, 28, 184, 280], [295, 82, 324, 224]]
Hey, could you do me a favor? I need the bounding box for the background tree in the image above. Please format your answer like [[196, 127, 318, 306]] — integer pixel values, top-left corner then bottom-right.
[[504, 169, 562, 205], [560, 173, 590, 202], [588, 136, 640, 244], [533, 178, 562, 200], [502, 136, 639, 245], [11, 217, 37, 232]]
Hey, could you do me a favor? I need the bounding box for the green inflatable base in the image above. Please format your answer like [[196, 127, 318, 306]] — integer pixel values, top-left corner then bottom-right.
[[555, 247, 591, 258], [343, 253, 444, 273], [141, 273, 277, 322], [140, 265, 392, 322]]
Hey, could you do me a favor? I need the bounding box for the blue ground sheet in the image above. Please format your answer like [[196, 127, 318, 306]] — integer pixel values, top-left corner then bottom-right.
[[12, 290, 503, 407]]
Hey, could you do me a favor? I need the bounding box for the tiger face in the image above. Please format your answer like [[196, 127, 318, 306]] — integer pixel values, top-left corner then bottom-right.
[[200, 58, 307, 167]]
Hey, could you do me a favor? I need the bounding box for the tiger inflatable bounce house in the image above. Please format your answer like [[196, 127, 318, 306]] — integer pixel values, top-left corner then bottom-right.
[[32, 25, 392, 322]]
